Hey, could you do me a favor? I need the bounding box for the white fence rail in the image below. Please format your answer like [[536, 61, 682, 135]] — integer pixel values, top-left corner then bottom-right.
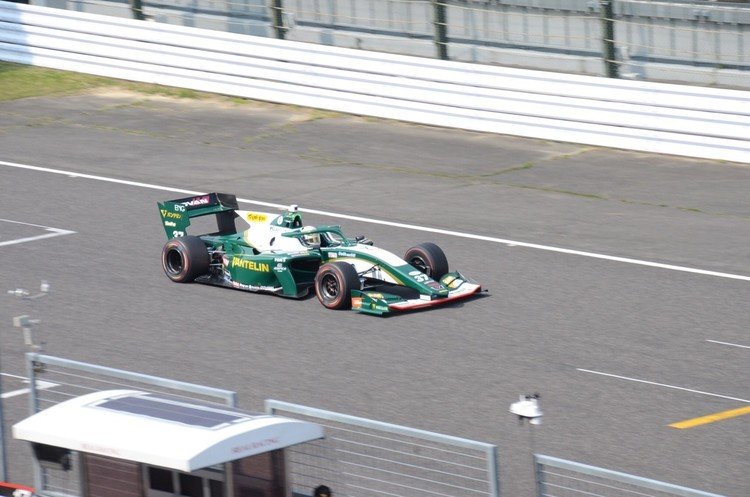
[[267, 399, 500, 497], [535, 455, 726, 497], [1, 2, 749, 163]]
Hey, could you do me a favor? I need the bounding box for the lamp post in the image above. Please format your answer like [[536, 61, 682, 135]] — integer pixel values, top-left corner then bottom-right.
[[2, 281, 50, 482]]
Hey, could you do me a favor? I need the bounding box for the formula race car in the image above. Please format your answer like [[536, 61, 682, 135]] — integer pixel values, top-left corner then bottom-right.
[[158, 193, 482, 315]]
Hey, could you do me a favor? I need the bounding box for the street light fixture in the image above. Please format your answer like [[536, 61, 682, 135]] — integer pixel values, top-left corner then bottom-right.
[[510, 393, 543, 425]]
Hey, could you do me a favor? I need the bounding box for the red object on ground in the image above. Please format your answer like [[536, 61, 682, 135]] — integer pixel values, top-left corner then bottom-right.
[[0, 481, 36, 496]]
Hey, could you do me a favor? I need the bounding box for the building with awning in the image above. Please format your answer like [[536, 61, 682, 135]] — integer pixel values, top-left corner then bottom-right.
[[13, 389, 325, 497]]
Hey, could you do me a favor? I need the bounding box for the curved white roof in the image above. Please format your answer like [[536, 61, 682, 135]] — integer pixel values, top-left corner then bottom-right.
[[13, 390, 324, 472]]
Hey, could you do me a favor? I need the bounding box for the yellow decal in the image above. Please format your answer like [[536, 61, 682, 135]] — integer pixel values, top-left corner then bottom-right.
[[246, 213, 268, 223], [231, 257, 270, 272], [160, 209, 182, 220]]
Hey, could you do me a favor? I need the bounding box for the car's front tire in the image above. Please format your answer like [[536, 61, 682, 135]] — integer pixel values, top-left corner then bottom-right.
[[315, 262, 359, 309], [161, 236, 210, 283], [404, 242, 449, 280]]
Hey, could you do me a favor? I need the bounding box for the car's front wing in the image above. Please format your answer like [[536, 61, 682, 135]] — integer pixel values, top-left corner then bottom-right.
[[350, 272, 481, 315]]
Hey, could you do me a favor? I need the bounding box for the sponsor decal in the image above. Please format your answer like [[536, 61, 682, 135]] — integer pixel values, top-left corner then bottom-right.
[[448, 278, 464, 289], [181, 195, 210, 207], [164, 221, 176, 227], [273, 263, 286, 273], [337, 252, 357, 258], [409, 270, 422, 276], [231, 257, 270, 272], [160, 209, 182, 220], [230, 281, 279, 292], [365, 293, 384, 299], [231, 437, 280, 454], [246, 212, 268, 223], [174, 204, 186, 213], [81, 443, 120, 456], [427, 281, 443, 290], [274, 257, 288, 263], [352, 297, 362, 309]]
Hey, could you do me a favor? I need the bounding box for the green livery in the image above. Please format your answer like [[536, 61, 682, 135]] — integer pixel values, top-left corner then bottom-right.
[[158, 193, 482, 314]]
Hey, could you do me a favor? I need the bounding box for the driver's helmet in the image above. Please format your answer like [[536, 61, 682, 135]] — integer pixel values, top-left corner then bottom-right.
[[301, 232, 321, 248]]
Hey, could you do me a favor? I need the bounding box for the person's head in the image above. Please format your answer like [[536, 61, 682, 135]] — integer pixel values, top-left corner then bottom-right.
[[313, 485, 331, 497], [302, 232, 321, 248]]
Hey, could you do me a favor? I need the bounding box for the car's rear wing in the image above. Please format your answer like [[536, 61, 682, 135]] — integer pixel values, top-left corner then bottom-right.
[[157, 193, 239, 239]]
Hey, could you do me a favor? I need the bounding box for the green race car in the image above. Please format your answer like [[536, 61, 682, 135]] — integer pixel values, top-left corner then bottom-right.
[[158, 193, 482, 315]]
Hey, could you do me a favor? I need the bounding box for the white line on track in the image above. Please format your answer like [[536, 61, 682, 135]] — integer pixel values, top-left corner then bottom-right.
[[577, 368, 750, 403], [0, 218, 76, 247], [3, 159, 749, 282], [706, 339, 750, 349], [0, 373, 58, 399]]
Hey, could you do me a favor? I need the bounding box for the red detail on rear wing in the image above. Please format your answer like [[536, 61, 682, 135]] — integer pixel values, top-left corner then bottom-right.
[[165, 193, 238, 214]]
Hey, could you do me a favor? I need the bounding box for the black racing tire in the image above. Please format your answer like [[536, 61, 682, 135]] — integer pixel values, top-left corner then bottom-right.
[[161, 236, 210, 283], [404, 242, 449, 280], [315, 261, 360, 310]]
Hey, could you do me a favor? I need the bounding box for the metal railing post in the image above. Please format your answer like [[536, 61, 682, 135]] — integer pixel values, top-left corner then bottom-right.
[[487, 445, 501, 497], [129, 0, 146, 20], [600, 0, 618, 78], [25, 353, 44, 492], [0, 360, 6, 482], [433, 0, 448, 60], [271, 0, 286, 40], [534, 454, 545, 497]]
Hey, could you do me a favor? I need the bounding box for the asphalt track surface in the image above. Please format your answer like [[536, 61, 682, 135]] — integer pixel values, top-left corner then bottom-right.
[[0, 89, 748, 497]]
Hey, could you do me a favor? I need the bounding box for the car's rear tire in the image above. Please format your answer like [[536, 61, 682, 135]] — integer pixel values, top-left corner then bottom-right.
[[315, 262, 359, 309], [161, 236, 210, 283], [404, 242, 449, 279]]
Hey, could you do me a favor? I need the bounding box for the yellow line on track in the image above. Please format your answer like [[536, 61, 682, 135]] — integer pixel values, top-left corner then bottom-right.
[[669, 406, 750, 429]]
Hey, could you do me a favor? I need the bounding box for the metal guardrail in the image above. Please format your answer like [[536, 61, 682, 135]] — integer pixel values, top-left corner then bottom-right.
[[33, 0, 750, 88], [0, 2, 749, 163], [25, 353, 238, 411], [535, 455, 726, 497], [266, 399, 500, 497]]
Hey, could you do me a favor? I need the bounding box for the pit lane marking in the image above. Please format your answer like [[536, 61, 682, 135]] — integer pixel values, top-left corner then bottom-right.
[[669, 406, 750, 429], [0, 373, 58, 399], [706, 339, 750, 349], [0, 218, 76, 247], [577, 368, 750, 403], [2, 160, 749, 282]]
